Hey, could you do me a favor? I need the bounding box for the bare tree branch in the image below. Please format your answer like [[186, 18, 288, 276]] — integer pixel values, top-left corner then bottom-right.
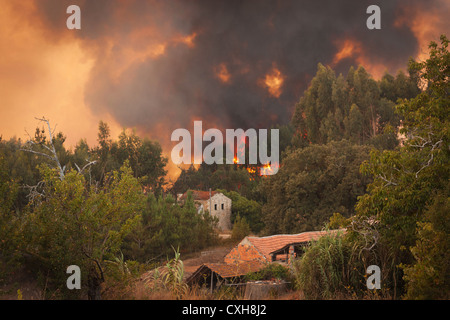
[[22, 181, 46, 204], [377, 174, 398, 187], [351, 215, 380, 251], [75, 159, 97, 175], [21, 117, 65, 181]]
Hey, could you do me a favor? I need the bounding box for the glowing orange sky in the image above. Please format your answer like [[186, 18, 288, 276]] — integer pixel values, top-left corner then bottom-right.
[[0, 1, 122, 148], [0, 0, 448, 181]]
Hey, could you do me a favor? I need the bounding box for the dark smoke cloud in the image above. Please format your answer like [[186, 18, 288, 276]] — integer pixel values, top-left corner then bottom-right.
[[32, 0, 448, 142]]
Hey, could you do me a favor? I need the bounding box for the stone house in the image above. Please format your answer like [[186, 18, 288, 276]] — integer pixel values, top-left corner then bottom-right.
[[178, 190, 232, 231]]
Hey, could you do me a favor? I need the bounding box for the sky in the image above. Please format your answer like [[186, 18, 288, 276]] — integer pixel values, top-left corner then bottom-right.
[[0, 0, 448, 178]]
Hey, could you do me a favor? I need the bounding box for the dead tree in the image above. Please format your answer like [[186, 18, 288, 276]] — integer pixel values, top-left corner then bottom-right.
[[21, 117, 66, 181], [21, 117, 97, 181]]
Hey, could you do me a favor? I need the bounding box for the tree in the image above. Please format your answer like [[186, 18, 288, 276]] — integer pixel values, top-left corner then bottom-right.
[[0, 154, 19, 274], [21, 117, 69, 180], [220, 190, 264, 234], [262, 140, 371, 234], [292, 63, 336, 144], [231, 214, 251, 241], [402, 189, 450, 299], [122, 192, 218, 261], [355, 35, 449, 298], [20, 162, 146, 299], [92, 123, 168, 194], [344, 104, 364, 143], [292, 63, 415, 147], [170, 161, 258, 201]]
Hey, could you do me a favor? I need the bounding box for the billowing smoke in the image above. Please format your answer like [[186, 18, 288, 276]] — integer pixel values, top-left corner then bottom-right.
[[32, 0, 448, 144]]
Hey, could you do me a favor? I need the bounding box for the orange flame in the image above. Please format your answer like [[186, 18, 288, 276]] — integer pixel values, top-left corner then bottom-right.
[[332, 39, 362, 65], [331, 38, 387, 80], [394, 5, 445, 63], [246, 167, 256, 174], [260, 66, 284, 98], [259, 162, 279, 176], [214, 63, 231, 84], [175, 32, 197, 48]]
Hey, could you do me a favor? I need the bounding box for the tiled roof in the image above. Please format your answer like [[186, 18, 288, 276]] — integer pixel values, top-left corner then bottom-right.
[[186, 261, 265, 284], [180, 190, 217, 201], [246, 229, 345, 261], [207, 261, 265, 278]]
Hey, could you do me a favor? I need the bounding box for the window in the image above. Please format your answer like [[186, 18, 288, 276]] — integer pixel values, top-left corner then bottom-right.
[[221, 203, 224, 210], [214, 204, 217, 210]]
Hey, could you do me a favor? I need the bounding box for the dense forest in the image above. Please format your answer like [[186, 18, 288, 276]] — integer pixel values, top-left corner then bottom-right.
[[0, 36, 448, 300]]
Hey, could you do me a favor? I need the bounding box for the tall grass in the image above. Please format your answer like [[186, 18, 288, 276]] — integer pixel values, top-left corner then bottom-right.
[[293, 231, 362, 299]]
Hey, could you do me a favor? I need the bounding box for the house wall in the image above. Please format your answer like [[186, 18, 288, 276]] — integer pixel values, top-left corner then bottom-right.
[[204, 193, 232, 231]]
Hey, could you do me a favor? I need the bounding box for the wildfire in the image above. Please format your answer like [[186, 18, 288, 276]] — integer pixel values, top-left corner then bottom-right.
[[259, 162, 279, 176], [175, 32, 197, 48], [394, 5, 444, 62], [331, 38, 387, 80], [233, 156, 239, 164], [332, 39, 362, 65], [214, 63, 231, 84], [261, 66, 284, 98], [246, 167, 256, 174]]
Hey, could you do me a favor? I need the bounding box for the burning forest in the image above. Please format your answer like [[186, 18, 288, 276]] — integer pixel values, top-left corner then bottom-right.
[[0, 0, 449, 303]]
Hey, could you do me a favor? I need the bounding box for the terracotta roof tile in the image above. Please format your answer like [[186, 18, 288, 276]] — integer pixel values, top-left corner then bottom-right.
[[180, 190, 217, 201], [247, 229, 345, 261], [207, 261, 265, 278]]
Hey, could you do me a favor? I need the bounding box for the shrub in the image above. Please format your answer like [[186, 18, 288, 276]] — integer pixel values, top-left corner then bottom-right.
[[231, 215, 251, 241], [293, 232, 362, 299], [245, 263, 294, 283]]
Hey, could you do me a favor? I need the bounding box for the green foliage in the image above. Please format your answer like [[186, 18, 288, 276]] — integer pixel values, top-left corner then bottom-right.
[[402, 188, 450, 299], [93, 124, 168, 195], [245, 263, 293, 283], [292, 63, 413, 147], [231, 214, 251, 241], [327, 212, 350, 229], [159, 246, 188, 299], [123, 192, 219, 261], [18, 162, 145, 298], [355, 35, 449, 298], [170, 163, 258, 201], [294, 232, 362, 299], [220, 190, 264, 234], [0, 154, 20, 278], [262, 140, 371, 234], [0, 155, 18, 215]]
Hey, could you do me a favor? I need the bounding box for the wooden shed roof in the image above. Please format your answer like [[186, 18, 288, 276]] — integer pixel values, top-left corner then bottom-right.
[[186, 261, 265, 284]]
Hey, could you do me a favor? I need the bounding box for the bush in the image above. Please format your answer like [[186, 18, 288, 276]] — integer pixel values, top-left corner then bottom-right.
[[231, 215, 251, 241], [245, 264, 293, 283], [293, 232, 362, 299]]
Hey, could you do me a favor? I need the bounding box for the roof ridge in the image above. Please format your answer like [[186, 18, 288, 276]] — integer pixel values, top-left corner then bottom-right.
[[248, 229, 342, 240]]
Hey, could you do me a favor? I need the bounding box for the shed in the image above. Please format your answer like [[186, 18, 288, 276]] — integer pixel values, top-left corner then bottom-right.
[[225, 229, 345, 264], [185, 261, 265, 290]]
